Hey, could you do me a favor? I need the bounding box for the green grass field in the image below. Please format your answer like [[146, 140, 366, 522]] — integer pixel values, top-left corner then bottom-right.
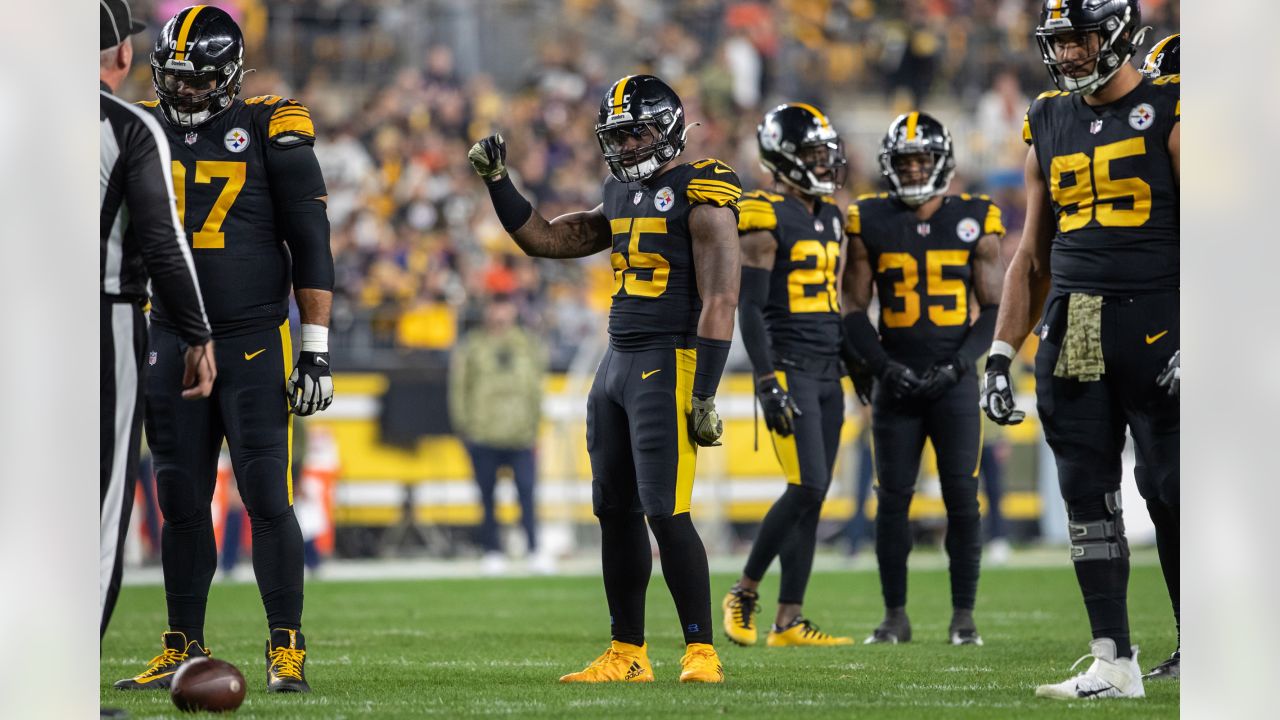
[[102, 553, 1178, 718]]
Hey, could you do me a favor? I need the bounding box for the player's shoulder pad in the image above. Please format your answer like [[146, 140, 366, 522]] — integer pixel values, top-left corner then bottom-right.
[[846, 193, 891, 235], [246, 95, 316, 147], [1150, 73, 1180, 120], [737, 190, 781, 232], [960, 193, 1006, 237], [1024, 89, 1070, 145], [685, 158, 742, 208]]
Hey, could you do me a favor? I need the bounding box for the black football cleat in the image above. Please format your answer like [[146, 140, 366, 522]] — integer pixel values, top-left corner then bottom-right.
[[114, 631, 210, 690], [1143, 649, 1180, 680], [949, 609, 984, 646], [864, 610, 912, 644], [266, 628, 311, 693]]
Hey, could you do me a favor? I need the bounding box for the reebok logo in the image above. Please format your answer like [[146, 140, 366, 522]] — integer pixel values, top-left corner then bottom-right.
[[641, 369, 661, 380], [244, 349, 266, 360], [1145, 330, 1168, 345]]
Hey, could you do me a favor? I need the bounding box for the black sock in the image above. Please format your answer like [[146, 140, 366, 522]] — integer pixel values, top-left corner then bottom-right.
[[249, 506, 305, 631], [875, 487, 914, 608], [776, 487, 825, 605], [942, 478, 982, 610], [1068, 498, 1131, 657], [648, 513, 712, 645], [1146, 497, 1180, 642], [598, 512, 651, 646], [744, 484, 822, 584], [162, 511, 218, 646]]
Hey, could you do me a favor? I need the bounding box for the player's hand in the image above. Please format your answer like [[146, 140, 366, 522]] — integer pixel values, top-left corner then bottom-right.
[[287, 351, 334, 416], [1156, 349, 1179, 397], [880, 361, 924, 400], [181, 339, 217, 400], [915, 358, 963, 402], [468, 133, 508, 182], [842, 350, 874, 406], [980, 353, 1025, 425], [689, 395, 724, 447], [757, 376, 801, 437]]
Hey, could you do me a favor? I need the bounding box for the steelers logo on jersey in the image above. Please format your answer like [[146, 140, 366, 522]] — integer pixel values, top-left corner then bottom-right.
[[654, 186, 675, 212], [956, 217, 981, 243], [1128, 103, 1155, 131], [224, 127, 250, 153]]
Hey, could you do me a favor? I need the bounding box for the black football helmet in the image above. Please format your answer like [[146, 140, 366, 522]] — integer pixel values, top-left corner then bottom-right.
[[757, 103, 847, 197], [150, 5, 245, 128], [1141, 33, 1179, 78], [1035, 0, 1147, 95], [879, 112, 955, 208], [595, 75, 688, 183]]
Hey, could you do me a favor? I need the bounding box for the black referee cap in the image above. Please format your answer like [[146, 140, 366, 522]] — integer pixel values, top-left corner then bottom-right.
[[101, 0, 146, 51]]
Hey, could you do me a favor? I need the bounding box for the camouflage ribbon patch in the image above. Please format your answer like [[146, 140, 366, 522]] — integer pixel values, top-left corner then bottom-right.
[[1053, 293, 1105, 382]]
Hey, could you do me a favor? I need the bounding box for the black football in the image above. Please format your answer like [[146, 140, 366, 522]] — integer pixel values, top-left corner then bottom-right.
[[170, 656, 247, 713]]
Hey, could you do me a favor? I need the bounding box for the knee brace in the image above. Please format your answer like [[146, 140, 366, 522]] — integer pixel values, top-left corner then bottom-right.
[[1068, 491, 1129, 562]]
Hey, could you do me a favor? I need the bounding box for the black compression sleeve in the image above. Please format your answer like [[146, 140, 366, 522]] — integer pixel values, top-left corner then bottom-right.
[[842, 311, 891, 375], [738, 266, 774, 377], [693, 337, 732, 399], [266, 144, 334, 291], [485, 175, 535, 233], [956, 304, 999, 371]]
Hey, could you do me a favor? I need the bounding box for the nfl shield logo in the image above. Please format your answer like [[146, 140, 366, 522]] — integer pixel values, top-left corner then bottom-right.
[[148, 351, 158, 366], [184, 132, 198, 145], [916, 223, 931, 236], [1089, 119, 1104, 135], [633, 191, 643, 205]]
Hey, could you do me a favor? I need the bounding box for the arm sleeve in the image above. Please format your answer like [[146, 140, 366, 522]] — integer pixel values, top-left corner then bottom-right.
[[125, 113, 211, 345], [956, 305, 999, 371], [265, 142, 335, 291], [842, 311, 891, 375], [738, 266, 774, 377]]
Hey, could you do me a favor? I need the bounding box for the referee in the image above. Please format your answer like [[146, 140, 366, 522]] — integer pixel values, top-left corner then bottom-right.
[[100, 0, 216, 641]]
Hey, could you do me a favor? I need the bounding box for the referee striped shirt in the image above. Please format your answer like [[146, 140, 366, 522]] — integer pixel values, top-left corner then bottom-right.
[[100, 83, 210, 343]]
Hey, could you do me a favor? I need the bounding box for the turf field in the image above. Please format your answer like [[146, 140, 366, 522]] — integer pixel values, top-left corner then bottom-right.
[[102, 551, 1178, 718]]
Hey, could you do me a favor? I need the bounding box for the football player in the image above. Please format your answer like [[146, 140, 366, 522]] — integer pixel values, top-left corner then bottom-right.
[[721, 103, 855, 648], [983, 0, 1179, 698], [469, 74, 739, 683], [115, 5, 334, 694], [1140, 33, 1179, 79], [842, 112, 1007, 647]]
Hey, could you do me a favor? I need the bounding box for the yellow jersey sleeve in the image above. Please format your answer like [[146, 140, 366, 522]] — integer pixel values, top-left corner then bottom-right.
[[737, 191, 778, 232]]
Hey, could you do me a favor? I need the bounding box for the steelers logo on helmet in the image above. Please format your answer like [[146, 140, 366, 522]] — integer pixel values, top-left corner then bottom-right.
[[957, 218, 981, 243], [224, 128, 250, 153], [594, 75, 689, 183], [755, 103, 847, 197], [654, 187, 675, 212], [1128, 103, 1155, 131]]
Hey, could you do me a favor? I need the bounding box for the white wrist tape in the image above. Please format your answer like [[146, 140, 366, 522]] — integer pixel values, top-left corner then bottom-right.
[[301, 324, 329, 353], [989, 340, 1016, 360]]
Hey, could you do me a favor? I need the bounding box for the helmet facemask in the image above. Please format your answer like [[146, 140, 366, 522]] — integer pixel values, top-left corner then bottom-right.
[[596, 113, 680, 184], [767, 136, 848, 197], [1036, 6, 1146, 95], [151, 49, 244, 128], [881, 146, 953, 208]]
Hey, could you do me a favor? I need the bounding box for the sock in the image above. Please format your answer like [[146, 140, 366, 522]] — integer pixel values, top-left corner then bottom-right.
[[249, 506, 306, 631], [874, 487, 915, 608], [942, 477, 982, 610], [598, 512, 651, 646], [162, 510, 218, 646], [1068, 497, 1132, 658], [776, 486, 825, 605], [743, 484, 821, 584], [1146, 497, 1180, 642], [648, 513, 713, 645]]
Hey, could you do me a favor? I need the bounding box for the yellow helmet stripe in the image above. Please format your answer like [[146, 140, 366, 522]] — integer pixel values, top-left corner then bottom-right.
[[1147, 33, 1179, 63], [611, 75, 633, 116], [173, 5, 208, 62], [904, 111, 919, 140], [789, 102, 829, 128]]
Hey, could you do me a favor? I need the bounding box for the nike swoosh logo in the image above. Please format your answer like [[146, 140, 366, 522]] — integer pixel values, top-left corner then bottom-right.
[[1145, 331, 1168, 344], [712, 166, 732, 174], [1077, 684, 1115, 698], [136, 671, 176, 684], [244, 349, 266, 360], [641, 369, 661, 380]]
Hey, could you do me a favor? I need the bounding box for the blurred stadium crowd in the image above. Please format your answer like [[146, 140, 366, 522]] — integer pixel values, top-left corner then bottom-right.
[[119, 0, 1178, 372]]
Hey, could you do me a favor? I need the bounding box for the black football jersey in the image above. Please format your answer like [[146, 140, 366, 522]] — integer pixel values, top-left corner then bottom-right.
[[1023, 75, 1180, 295], [738, 190, 845, 360], [847, 193, 1006, 370], [600, 158, 742, 350], [141, 95, 318, 337]]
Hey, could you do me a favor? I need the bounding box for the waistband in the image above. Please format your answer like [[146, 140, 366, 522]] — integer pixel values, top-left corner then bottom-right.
[[774, 352, 844, 379]]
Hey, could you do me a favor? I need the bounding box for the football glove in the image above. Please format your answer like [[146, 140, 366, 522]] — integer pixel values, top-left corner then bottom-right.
[[916, 358, 963, 402], [1156, 349, 1179, 397], [468, 133, 508, 181], [842, 350, 874, 406], [881, 361, 924, 400], [757, 376, 801, 437], [689, 395, 724, 447], [287, 351, 334, 416], [980, 353, 1025, 425]]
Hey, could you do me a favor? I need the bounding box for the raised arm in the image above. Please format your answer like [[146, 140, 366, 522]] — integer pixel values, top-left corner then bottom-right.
[[469, 133, 612, 259]]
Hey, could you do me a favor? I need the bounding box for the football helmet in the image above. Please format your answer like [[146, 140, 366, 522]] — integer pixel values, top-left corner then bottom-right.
[[1141, 33, 1179, 78], [879, 112, 955, 208], [1035, 0, 1146, 95], [151, 5, 245, 128], [757, 103, 847, 197], [595, 75, 687, 183]]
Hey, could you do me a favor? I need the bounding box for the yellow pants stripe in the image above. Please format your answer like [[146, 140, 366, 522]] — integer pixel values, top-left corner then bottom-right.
[[972, 420, 985, 478], [278, 320, 294, 505], [767, 371, 802, 485], [673, 348, 697, 515]]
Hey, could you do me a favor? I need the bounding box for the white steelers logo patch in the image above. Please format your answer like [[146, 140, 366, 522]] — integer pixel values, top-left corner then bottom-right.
[[224, 127, 250, 153], [956, 218, 981, 243]]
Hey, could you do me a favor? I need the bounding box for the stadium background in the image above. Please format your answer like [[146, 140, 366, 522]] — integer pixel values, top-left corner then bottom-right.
[[114, 0, 1180, 570]]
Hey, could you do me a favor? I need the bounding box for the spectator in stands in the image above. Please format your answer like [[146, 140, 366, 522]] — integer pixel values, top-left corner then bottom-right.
[[448, 292, 550, 574]]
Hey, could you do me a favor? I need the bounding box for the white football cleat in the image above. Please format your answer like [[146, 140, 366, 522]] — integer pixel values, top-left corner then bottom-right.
[[1035, 638, 1145, 700]]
